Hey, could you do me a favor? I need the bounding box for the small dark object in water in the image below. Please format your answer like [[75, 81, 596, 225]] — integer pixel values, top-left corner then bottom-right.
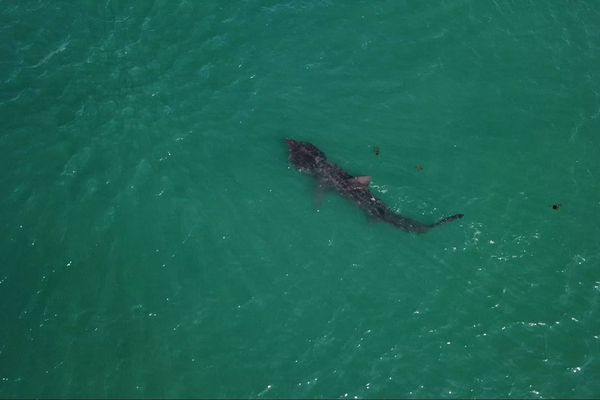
[[552, 203, 561, 210], [416, 164, 424, 172], [373, 146, 380, 156]]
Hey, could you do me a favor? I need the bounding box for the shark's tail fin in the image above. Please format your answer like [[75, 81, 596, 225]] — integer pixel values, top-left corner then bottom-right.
[[431, 213, 464, 228]]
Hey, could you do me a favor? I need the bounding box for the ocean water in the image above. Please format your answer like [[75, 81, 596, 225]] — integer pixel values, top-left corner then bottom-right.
[[1, 0, 600, 398]]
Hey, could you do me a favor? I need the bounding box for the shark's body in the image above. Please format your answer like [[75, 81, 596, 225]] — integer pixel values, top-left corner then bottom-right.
[[286, 139, 463, 234]]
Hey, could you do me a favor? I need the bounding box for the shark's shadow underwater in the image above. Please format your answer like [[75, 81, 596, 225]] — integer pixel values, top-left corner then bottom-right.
[[286, 139, 464, 234]]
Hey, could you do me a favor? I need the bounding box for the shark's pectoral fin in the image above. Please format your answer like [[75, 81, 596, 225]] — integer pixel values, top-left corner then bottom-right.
[[367, 214, 381, 224], [314, 182, 330, 209], [350, 176, 372, 187]]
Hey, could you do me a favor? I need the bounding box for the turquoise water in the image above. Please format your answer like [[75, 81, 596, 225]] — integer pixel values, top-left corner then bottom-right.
[[1, 0, 600, 398]]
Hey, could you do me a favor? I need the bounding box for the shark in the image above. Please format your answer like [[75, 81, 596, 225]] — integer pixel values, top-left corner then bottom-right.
[[286, 139, 464, 234]]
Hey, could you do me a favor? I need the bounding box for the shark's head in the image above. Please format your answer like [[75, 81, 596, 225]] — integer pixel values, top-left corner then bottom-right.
[[286, 139, 326, 173]]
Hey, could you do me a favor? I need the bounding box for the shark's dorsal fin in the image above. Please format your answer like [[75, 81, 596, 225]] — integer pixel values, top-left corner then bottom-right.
[[350, 176, 372, 187]]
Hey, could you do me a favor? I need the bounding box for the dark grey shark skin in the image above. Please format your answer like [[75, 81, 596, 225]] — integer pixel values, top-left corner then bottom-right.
[[286, 139, 464, 234]]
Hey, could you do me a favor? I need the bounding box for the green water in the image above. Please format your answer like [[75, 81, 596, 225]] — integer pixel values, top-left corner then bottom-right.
[[2, 0, 600, 398]]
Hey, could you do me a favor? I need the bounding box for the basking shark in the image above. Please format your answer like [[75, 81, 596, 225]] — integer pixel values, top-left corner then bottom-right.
[[286, 139, 463, 234]]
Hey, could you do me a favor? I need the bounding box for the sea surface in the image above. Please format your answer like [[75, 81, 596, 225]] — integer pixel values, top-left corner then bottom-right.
[[1, 0, 600, 398]]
